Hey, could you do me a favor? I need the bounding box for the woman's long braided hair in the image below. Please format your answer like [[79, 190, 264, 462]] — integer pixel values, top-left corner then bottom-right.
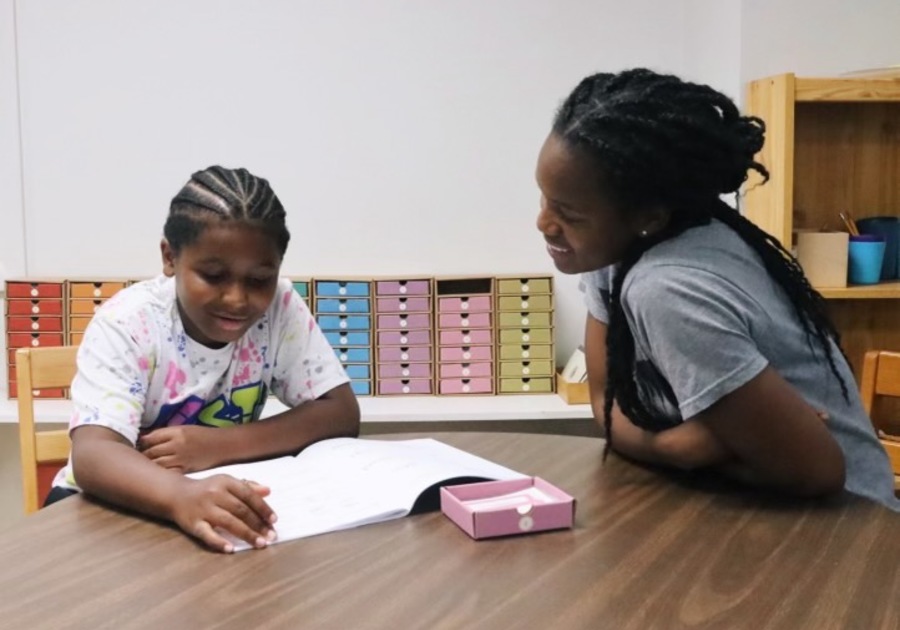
[[552, 69, 848, 450], [164, 165, 290, 257]]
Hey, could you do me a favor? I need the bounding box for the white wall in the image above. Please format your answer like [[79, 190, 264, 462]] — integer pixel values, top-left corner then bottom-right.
[[741, 0, 900, 83], [0, 0, 26, 285]]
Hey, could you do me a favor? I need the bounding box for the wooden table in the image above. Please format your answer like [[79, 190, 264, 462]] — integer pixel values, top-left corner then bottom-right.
[[1, 432, 898, 629]]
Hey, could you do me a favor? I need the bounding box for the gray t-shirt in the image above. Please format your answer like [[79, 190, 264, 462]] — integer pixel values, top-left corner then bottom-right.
[[582, 219, 899, 510]]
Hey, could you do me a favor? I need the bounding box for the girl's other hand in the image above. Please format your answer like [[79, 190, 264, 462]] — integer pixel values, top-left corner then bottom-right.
[[170, 475, 277, 553], [139, 426, 222, 473]]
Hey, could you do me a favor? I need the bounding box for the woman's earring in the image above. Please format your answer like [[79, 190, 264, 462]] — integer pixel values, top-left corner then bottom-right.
[[640, 229, 649, 237]]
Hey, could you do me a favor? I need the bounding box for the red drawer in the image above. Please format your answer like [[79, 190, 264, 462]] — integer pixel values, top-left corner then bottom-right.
[[6, 282, 63, 299], [8, 380, 67, 399], [7, 332, 65, 348], [6, 300, 64, 316], [7, 317, 64, 333]]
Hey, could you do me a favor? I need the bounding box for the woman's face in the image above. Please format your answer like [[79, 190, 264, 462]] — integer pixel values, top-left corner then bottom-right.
[[535, 133, 645, 274]]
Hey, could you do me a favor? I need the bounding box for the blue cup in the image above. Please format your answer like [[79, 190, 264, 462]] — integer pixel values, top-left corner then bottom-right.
[[856, 216, 899, 280], [848, 235, 886, 285]]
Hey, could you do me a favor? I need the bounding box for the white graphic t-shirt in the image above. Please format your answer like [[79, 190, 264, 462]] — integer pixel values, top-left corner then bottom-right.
[[54, 275, 349, 490]]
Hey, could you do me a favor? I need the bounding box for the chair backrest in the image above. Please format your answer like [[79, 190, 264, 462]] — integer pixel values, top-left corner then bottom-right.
[[859, 350, 900, 487], [15, 346, 79, 514]]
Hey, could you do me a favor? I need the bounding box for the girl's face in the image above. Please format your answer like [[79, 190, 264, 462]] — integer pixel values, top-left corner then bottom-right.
[[161, 220, 282, 348], [535, 133, 646, 274]]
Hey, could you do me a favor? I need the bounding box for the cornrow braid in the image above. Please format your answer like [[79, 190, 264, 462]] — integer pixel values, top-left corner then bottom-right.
[[164, 165, 290, 256], [552, 69, 850, 455]]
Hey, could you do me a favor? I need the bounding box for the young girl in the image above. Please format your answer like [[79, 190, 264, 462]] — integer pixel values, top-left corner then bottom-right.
[[536, 68, 899, 510], [50, 166, 361, 551]]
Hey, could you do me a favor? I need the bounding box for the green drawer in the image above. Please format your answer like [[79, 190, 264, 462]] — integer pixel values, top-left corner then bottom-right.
[[499, 344, 553, 360], [499, 377, 553, 393], [499, 360, 553, 377], [497, 278, 552, 295], [498, 311, 552, 328], [499, 328, 552, 344], [497, 294, 552, 312]]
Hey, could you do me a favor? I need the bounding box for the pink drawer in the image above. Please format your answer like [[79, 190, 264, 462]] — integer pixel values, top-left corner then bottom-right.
[[6, 300, 63, 316], [438, 296, 491, 313], [7, 332, 65, 348], [377, 313, 432, 330], [378, 346, 432, 363], [438, 312, 491, 329], [376, 280, 431, 296], [378, 379, 433, 395], [376, 296, 430, 313], [439, 378, 492, 394], [439, 345, 493, 362], [439, 362, 493, 378], [378, 363, 432, 379], [7, 317, 64, 332], [378, 330, 431, 346], [439, 329, 493, 346]]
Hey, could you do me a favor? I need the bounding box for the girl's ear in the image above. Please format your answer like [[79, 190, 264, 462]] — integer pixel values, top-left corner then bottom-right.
[[160, 239, 177, 277]]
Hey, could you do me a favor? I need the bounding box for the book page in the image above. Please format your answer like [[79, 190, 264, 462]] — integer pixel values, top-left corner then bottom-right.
[[188, 438, 525, 551]]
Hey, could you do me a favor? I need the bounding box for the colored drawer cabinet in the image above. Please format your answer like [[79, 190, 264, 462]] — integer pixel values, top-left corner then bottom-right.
[[6, 300, 63, 316], [378, 346, 432, 363], [378, 330, 431, 346], [499, 344, 553, 360], [377, 363, 432, 379], [316, 281, 370, 297], [69, 282, 127, 299], [375, 280, 430, 295], [439, 362, 493, 378], [497, 295, 552, 312], [378, 379, 432, 395], [317, 315, 371, 330], [497, 312, 551, 328], [499, 377, 553, 393], [439, 378, 493, 395], [376, 297, 430, 313], [438, 296, 492, 313], [6, 282, 64, 299], [316, 298, 371, 314], [324, 331, 371, 347], [497, 278, 552, 294]]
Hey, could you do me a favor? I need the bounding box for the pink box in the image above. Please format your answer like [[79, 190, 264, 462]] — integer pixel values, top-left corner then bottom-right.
[[378, 363, 432, 378], [439, 329, 492, 346], [438, 312, 491, 329], [378, 313, 432, 330], [439, 362, 492, 378], [439, 345, 492, 362], [378, 379, 433, 395], [378, 346, 432, 363], [379, 330, 431, 346], [440, 477, 575, 539], [376, 296, 431, 313], [438, 296, 492, 313], [439, 377, 492, 394], [375, 280, 430, 295]]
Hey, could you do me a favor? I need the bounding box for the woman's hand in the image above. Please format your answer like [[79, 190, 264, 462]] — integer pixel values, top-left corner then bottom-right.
[[169, 475, 277, 553]]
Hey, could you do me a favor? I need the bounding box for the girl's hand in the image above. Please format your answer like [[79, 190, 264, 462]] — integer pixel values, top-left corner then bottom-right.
[[139, 426, 223, 473], [170, 475, 277, 553]]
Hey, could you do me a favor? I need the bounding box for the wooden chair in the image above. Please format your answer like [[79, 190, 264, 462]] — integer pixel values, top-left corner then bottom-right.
[[859, 350, 900, 492], [15, 346, 79, 514]]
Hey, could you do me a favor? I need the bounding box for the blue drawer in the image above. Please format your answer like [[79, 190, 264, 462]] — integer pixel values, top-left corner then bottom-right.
[[316, 281, 370, 297], [344, 364, 371, 379], [335, 347, 371, 363], [324, 331, 370, 347], [317, 315, 371, 330], [316, 298, 370, 314], [350, 380, 371, 396]]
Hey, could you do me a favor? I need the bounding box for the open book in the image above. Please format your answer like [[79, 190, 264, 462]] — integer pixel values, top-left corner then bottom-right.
[[188, 437, 526, 551]]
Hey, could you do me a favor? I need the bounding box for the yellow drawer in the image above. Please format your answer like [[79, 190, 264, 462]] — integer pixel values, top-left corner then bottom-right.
[[497, 294, 552, 312], [499, 328, 552, 344], [69, 299, 105, 315], [499, 360, 553, 377], [497, 278, 551, 295], [68, 316, 93, 332], [499, 344, 553, 360], [498, 312, 551, 328], [69, 282, 126, 299], [499, 377, 553, 393]]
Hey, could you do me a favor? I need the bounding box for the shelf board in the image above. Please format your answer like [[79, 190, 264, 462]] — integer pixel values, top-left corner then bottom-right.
[[0, 394, 592, 425], [817, 281, 900, 299], [795, 77, 900, 102]]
